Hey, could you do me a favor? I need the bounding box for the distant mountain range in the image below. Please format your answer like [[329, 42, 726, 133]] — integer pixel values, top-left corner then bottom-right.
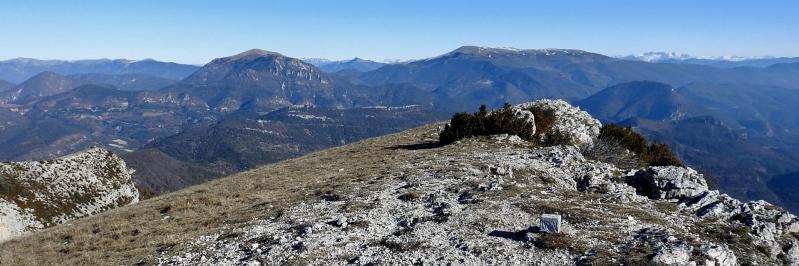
[[2, 46, 799, 214], [307, 57, 387, 73], [620, 52, 799, 68], [0, 58, 199, 83]]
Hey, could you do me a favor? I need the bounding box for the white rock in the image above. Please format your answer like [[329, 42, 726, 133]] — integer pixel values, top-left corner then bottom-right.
[[515, 99, 601, 146], [652, 243, 692, 265], [701, 244, 737, 266]]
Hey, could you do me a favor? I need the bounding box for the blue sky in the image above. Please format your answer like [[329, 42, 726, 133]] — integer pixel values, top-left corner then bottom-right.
[[0, 0, 797, 64]]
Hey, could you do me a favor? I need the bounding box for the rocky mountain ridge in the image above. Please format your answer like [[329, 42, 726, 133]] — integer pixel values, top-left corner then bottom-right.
[[151, 101, 797, 265], [0, 147, 139, 242], [1, 100, 790, 265]]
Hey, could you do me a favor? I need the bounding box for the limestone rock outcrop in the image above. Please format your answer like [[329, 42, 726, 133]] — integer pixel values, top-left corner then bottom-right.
[[0, 147, 139, 242]]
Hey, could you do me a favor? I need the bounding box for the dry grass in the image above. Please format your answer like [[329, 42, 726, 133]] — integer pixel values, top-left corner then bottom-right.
[[0, 125, 447, 265]]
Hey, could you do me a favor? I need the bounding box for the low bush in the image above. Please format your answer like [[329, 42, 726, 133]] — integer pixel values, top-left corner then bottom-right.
[[439, 103, 572, 146], [585, 124, 683, 168], [598, 124, 647, 154], [534, 233, 576, 251], [581, 137, 640, 169], [439, 104, 535, 144]]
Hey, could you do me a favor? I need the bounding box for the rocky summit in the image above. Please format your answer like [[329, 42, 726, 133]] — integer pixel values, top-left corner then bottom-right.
[[0, 100, 797, 265], [0, 147, 139, 242]]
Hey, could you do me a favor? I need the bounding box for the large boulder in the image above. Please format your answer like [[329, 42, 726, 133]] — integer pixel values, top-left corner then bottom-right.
[[515, 99, 601, 146], [626, 166, 709, 200]]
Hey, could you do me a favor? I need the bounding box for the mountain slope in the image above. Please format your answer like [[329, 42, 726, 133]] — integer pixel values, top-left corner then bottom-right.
[[66, 73, 178, 91], [0, 84, 207, 161], [0, 147, 139, 242], [0, 71, 86, 104], [676, 82, 799, 131], [1, 101, 796, 265], [359, 46, 612, 110], [121, 149, 221, 194], [576, 81, 706, 122], [0, 80, 14, 92]]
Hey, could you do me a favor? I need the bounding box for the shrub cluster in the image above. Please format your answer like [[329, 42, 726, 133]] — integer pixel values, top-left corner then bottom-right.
[[439, 104, 535, 144], [439, 103, 573, 146], [589, 124, 683, 168]]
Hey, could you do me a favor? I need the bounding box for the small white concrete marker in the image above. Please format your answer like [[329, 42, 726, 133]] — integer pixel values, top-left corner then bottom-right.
[[540, 214, 562, 233]]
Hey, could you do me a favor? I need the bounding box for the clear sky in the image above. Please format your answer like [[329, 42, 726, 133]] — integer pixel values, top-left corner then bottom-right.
[[1, 0, 797, 64]]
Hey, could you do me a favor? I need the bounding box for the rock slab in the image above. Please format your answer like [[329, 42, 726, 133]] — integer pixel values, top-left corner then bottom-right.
[[540, 214, 562, 233]]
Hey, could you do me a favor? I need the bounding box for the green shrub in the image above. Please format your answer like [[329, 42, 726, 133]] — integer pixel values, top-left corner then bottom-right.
[[439, 104, 535, 144], [589, 124, 684, 167]]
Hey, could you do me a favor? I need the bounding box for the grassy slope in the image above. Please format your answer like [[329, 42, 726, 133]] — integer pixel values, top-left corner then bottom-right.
[[0, 124, 443, 265]]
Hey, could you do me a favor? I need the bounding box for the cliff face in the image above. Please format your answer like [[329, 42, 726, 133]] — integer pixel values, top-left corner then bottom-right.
[[0, 147, 139, 242], [0, 101, 797, 265]]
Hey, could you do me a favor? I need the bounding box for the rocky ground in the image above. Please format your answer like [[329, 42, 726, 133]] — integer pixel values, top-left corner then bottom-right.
[[0, 147, 139, 242], [156, 101, 799, 265], [2, 100, 797, 265]]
